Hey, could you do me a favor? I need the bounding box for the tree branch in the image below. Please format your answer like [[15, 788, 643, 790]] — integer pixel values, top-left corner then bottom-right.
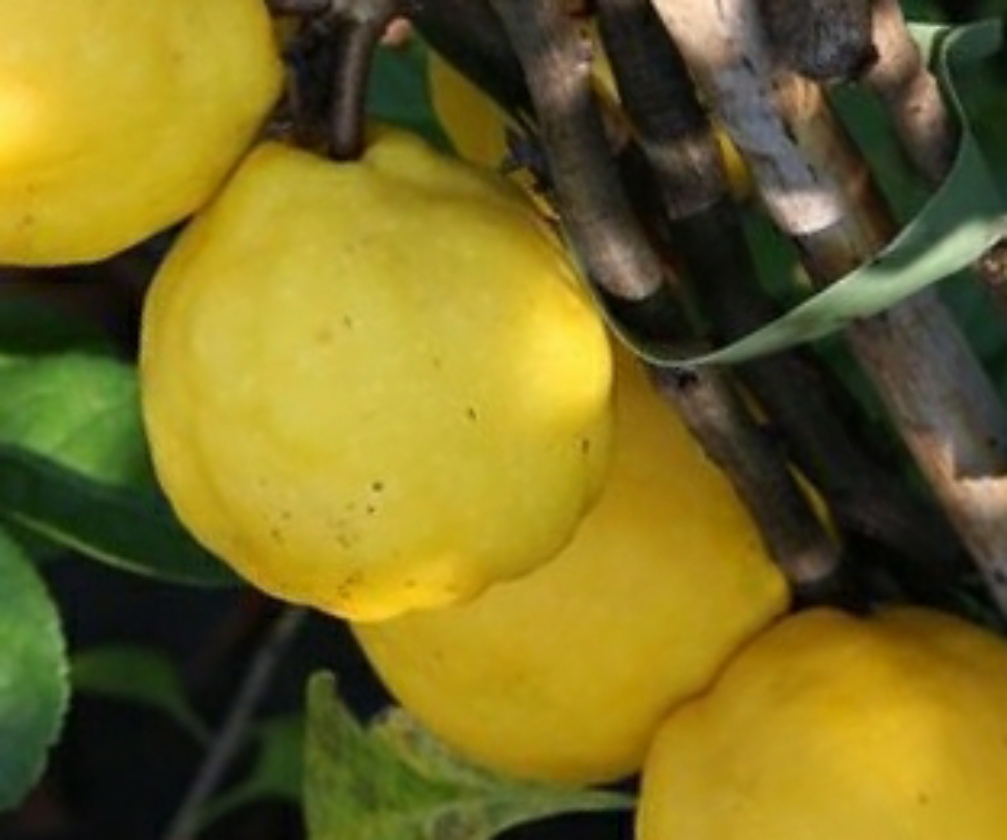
[[653, 0, 1007, 616], [486, 0, 844, 599]]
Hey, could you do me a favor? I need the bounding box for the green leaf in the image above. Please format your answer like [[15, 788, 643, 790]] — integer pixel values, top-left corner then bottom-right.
[[0, 527, 68, 811], [368, 40, 454, 152], [0, 352, 152, 487], [197, 716, 305, 830], [303, 672, 633, 840], [71, 644, 209, 743], [599, 19, 1007, 368], [0, 443, 237, 587]]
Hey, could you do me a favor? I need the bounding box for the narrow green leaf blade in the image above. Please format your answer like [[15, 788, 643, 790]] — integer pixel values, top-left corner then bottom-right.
[[368, 40, 454, 152], [601, 20, 1007, 368], [71, 645, 209, 742], [304, 672, 633, 840], [0, 443, 237, 587], [0, 527, 68, 811]]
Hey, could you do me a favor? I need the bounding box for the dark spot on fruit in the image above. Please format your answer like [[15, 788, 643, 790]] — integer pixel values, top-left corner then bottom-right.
[[365, 504, 376, 515], [580, 438, 591, 455], [269, 527, 284, 544], [371, 481, 384, 493], [342, 315, 354, 329], [466, 406, 478, 422]]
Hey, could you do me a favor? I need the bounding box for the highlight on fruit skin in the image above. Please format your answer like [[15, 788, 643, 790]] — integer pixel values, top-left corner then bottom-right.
[[0, 0, 283, 266], [638, 606, 1007, 840], [352, 349, 790, 785], [139, 127, 614, 623]]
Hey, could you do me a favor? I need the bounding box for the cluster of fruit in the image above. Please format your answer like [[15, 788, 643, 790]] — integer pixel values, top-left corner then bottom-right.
[[5, 3, 1007, 838]]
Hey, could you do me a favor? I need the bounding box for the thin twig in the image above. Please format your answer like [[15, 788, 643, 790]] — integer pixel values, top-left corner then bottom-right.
[[161, 606, 308, 840], [410, 0, 534, 123], [488, 0, 665, 302], [862, 0, 1007, 318], [595, 0, 963, 590], [486, 0, 843, 598], [653, 0, 1007, 616], [760, 0, 876, 82]]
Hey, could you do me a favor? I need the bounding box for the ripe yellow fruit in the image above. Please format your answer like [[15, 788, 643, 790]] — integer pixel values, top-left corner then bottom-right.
[[0, 0, 282, 266], [352, 350, 790, 784], [638, 607, 1007, 840], [140, 129, 613, 622]]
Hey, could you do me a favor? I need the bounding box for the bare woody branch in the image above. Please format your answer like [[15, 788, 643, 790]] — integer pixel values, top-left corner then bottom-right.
[[652, 0, 1007, 616], [860, 0, 1007, 318], [486, 0, 844, 599], [595, 0, 963, 593]]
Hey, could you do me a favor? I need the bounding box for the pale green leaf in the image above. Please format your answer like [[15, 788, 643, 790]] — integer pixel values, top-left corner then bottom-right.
[[304, 672, 633, 840]]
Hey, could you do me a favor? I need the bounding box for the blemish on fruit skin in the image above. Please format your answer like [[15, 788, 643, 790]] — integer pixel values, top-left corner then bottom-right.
[[371, 481, 384, 493], [580, 437, 591, 455], [269, 526, 284, 544], [342, 315, 354, 329], [465, 406, 479, 422]]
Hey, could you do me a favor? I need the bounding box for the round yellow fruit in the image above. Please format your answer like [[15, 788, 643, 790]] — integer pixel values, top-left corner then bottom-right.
[[638, 606, 1007, 840], [351, 350, 790, 784], [140, 129, 613, 622], [0, 0, 282, 266]]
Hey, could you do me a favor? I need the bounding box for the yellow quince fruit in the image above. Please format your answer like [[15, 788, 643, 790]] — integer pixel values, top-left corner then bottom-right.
[[352, 348, 789, 784], [639, 606, 1007, 840], [140, 128, 614, 622], [0, 0, 282, 265]]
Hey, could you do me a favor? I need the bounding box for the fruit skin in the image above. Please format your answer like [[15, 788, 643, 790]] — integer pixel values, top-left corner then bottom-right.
[[351, 350, 790, 785], [140, 129, 613, 622], [638, 607, 1007, 840], [0, 0, 282, 266]]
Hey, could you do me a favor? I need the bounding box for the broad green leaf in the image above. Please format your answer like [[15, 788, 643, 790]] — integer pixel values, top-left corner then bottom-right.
[[368, 40, 454, 152], [197, 716, 304, 830], [0, 527, 68, 811], [71, 645, 209, 743], [0, 353, 152, 487], [599, 20, 1007, 368], [304, 672, 633, 840], [0, 443, 237, 587]]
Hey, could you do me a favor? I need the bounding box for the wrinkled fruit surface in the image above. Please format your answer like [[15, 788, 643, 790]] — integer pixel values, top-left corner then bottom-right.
[[140, 130, 614, 622], [352, 349, 789, 784], [0, 0, 282, 266], [638, 606, 1007, 840]]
